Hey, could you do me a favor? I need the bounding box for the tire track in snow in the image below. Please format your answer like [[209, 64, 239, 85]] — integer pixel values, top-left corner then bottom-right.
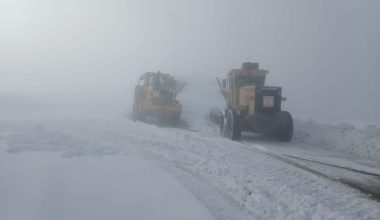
[[237, 142, 380, 201]]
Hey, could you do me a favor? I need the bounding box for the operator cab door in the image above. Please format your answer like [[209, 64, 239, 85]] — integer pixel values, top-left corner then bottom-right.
[[138, 75, 144, 86]]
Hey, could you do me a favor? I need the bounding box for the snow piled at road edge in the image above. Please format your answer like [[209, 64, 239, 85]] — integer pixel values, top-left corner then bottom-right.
[[294, 120, 380, 161]]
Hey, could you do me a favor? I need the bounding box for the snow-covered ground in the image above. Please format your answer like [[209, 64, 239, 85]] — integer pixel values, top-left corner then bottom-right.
[[0, 80, 379, 220], [0, 150, 214, 220], [0, 116, 379, 220]]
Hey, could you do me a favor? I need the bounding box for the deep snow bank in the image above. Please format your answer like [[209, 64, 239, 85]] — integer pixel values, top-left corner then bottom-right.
[[294, 120, 380, 161]]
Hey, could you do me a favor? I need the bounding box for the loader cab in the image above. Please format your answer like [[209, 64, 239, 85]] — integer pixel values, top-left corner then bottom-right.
[[146, 72, 173, 88], [132, 71, 182, 125]]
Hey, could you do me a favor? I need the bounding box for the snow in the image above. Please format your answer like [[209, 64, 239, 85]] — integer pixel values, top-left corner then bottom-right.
[[0, 80, 379, 220], [294, 119, 380, 161], [1, 118, 379, 220], [0, 144, 214, 220]]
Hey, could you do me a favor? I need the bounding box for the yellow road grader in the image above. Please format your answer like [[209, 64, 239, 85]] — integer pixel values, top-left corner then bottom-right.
[[210, 62, 293, 141]]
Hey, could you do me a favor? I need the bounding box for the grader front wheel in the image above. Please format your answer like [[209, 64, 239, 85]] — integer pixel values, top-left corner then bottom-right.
[[225, 110, 241, 141]]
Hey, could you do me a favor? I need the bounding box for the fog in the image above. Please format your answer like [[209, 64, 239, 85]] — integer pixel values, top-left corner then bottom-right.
[[1, 0, 379, 123]]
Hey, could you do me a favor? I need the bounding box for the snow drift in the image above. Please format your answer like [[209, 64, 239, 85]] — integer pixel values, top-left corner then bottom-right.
[[294, 120, 380, 161]]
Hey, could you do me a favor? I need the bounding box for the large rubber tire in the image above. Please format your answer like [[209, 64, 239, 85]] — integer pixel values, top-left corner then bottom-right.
[[132, 100, 145, 122], [225, 110, 242, 141], [166, 114, 181, 126], [220, 116, 226, 137], [275, 111, 293, 142]]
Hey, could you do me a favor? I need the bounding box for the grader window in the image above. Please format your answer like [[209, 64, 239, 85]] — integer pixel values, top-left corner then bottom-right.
[[250, 75, 266, 86], [234, 74, 266, 87], [235, 75, 249, 87]]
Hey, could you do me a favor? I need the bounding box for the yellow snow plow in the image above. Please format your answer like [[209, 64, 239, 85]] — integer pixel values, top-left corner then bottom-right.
[[132, 72, 182, 125]]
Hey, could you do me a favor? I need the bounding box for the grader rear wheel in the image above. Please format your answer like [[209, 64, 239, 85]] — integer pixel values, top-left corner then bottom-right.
[[275, 111, 293, 142]]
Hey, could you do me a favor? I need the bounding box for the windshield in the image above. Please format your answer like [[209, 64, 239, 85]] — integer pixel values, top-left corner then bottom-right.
[[235, 74, 266, 87], [148, 74, 169, 87]]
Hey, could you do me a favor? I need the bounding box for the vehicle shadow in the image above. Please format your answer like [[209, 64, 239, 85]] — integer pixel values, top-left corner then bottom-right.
[[140, 116, 193, 131], [241, 132, 294, 146]]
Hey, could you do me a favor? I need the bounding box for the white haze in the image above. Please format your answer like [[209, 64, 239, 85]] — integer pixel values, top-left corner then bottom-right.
[[0, 0, 379, 123]]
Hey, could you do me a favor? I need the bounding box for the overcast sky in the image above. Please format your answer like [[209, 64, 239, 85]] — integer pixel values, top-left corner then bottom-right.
[[0, 0, 379, 122]]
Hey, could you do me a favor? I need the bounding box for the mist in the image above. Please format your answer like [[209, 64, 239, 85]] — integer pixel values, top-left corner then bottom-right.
[[1, 0, 379, 123]]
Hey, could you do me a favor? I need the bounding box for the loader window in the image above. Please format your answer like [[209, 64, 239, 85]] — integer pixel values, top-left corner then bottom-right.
[[148, 75, 156, 86], [158, 75, 169, 86], [148, 74, 169, 87], [148, 75, 158, 86]]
